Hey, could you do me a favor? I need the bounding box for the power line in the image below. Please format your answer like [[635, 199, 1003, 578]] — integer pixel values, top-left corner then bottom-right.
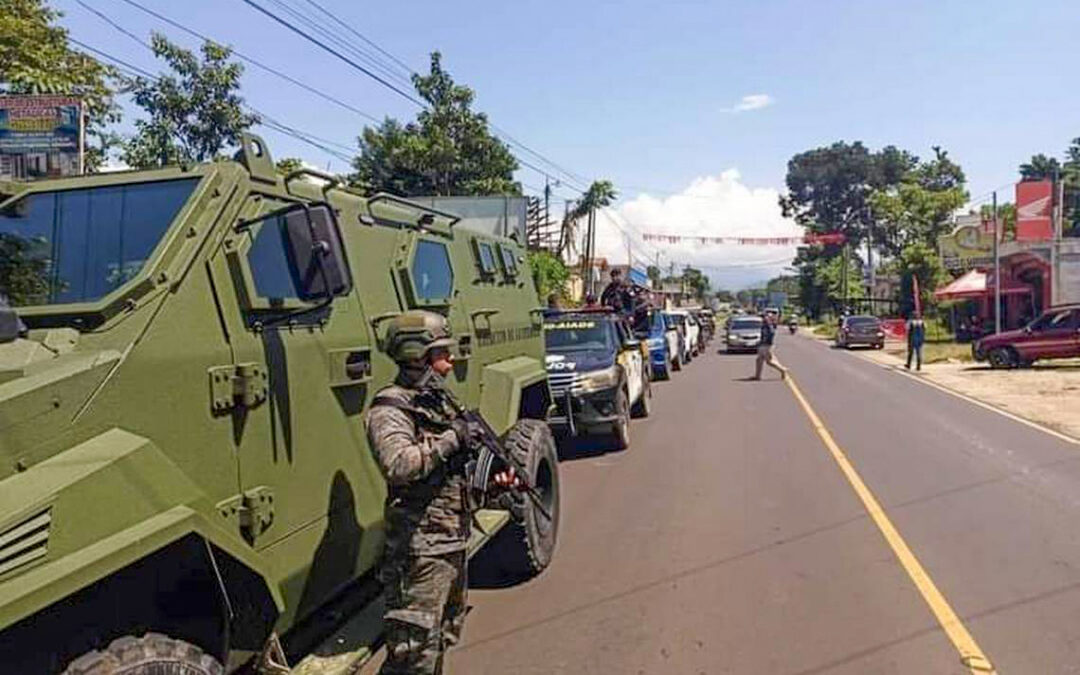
[[237, 0, 596, 192], [68, 38, 355, 165], [239, 0, 427, 108], [107, 0, 382, 124], [298, 0, 415, 76]]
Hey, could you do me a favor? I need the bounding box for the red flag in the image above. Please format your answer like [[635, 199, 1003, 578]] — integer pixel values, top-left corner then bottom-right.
[[912, 274, 922, 317]]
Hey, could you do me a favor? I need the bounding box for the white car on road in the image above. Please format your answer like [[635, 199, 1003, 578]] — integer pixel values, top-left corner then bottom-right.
[[666, 309, 700, 361]]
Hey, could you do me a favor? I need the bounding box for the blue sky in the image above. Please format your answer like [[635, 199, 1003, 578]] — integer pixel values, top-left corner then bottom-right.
[[55, 0, 1080, 287]]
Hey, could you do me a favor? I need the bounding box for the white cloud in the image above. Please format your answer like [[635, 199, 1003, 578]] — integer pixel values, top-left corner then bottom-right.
[[723, 93, 774, 113], [589, 170, 801, 289]]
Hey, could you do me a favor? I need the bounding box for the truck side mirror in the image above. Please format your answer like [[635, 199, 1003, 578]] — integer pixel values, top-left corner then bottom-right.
[[284, 204, 352, 301]]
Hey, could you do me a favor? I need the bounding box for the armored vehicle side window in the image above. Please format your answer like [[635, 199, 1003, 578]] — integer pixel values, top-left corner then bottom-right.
[[247, 210, 305, 302], [476, 241, 497, 276], [499, 244, 518, 277], [410, 239, 454, 302], [0, 178, 198, 306]]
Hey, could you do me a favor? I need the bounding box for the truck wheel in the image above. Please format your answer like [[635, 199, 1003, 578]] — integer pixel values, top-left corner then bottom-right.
[[631, 377, 651, 418], [671, 353, 682, 371], [64, 633, 223, 675], [612, 389, 631, 450], [497, 419, 560, 577]]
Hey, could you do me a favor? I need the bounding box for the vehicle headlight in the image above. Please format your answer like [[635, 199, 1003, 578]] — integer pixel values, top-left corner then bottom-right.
[[579, 365, 619, 393], [647, 337, 664, 349]]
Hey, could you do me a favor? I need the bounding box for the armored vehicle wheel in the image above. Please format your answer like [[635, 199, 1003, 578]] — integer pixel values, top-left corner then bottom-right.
[[631, 376, 651, 418], [63, 633, 223, 675], [495, 419, 560, 577]]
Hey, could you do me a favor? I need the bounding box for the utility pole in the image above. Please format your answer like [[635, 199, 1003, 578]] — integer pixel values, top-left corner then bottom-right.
[[1052, 166, 1064, 306], [993, 191, 1001, 334], [841, 242, 850, 313]]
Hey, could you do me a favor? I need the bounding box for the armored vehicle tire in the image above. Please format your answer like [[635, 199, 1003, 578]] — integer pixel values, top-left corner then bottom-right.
[[495, 419, 561, 577], [631, 376, 651, 418], [63, 633, 223, 675]]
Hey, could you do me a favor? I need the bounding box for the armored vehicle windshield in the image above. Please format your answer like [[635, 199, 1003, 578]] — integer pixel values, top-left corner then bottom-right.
[[0, 178, 198, 307]]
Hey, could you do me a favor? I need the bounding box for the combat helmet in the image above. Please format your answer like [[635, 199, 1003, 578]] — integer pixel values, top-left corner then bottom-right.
[[383, 310, 457, 363]]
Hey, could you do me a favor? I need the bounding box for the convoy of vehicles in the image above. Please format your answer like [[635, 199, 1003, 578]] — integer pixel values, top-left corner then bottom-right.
[[973, 304, 1080, 368], [0, 136, 561, 675], [544, 309, 651, 449], [836, 315, 886, 349]]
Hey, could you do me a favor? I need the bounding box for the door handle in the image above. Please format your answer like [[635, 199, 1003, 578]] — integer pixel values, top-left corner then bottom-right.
[[329, 348, 372, 387]]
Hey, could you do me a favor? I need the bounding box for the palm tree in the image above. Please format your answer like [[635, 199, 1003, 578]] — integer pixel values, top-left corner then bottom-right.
[[1018, 153, 1061, 181], [560, 181, 617, 296]]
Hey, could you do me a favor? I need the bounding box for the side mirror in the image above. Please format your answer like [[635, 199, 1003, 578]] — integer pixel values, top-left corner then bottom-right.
[[284, 204, 352, 301]]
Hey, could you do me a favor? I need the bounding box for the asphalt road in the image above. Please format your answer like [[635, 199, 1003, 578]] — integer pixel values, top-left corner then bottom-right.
[[442, 332, 1080, 675]]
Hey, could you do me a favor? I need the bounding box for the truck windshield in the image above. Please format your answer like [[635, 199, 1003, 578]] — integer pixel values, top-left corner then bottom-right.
[[0, 178, 198, 307], [545, 319, 617, 352]]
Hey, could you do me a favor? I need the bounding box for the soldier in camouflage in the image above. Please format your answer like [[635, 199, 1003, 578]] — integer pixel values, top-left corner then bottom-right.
[[365, 310, 511, 674]]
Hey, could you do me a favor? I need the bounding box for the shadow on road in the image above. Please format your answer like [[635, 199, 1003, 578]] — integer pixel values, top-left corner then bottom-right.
[[554, 434, 624, 462]]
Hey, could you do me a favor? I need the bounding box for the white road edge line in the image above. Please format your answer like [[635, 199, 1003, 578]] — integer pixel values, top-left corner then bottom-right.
[[805, 334, 1080, 448]]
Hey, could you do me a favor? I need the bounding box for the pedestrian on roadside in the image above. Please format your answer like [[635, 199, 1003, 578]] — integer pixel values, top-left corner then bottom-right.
[[906, 311, 925, 371], [753, 312, 788, 380], [365, 311, 517, 674]]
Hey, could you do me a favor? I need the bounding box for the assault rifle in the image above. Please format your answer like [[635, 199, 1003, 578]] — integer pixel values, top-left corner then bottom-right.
[[421, 372, 553, 522]]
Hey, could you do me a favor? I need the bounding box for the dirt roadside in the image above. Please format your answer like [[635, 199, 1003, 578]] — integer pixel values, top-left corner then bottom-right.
[[808, 332, 1080, 441]]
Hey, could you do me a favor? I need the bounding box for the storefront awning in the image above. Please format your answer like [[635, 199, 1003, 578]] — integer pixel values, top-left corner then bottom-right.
[[934, 269, 1033, 300]]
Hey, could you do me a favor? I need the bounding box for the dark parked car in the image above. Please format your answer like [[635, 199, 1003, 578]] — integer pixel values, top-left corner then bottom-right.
[[836, 315, 885, 349], [973, 304, 1080, 368]]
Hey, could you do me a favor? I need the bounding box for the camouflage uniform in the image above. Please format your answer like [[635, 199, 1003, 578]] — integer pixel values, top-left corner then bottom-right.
[[366, 312, 470, 675]]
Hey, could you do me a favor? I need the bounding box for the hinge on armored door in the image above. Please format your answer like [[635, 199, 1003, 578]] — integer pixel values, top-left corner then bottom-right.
[[209, 362, 268, 413], [217, 486, 275, 543]]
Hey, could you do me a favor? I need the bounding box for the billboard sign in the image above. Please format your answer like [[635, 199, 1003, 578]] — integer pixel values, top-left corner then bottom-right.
[[1015, 180, 1053, 241], [0, 95, 83, 180], [938, 222, 994, 271]]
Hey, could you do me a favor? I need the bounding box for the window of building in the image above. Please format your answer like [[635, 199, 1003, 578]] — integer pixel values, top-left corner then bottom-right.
[[410, 239, 454, 302], [0, 178, 198, 306]]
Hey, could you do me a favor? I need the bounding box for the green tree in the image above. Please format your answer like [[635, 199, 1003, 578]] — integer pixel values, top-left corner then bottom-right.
[[1, 0, 121, 170], [714, 289, 734, 303], [0, 232, 50, 305], [892, 240, 947, 318], [351, 52, 519, 196], [646, 265, 661, 287], [978, 202, 1017, 240], [1019, 153, 1060, 181], [121, 34, 258, 169], [681, 267, 710, 300], [275, 157, 304, 175], [527, 250, 570, 301]]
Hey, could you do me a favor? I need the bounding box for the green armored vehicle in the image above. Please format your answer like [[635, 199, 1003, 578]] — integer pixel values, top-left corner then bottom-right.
[[0, 135, 560, 674]]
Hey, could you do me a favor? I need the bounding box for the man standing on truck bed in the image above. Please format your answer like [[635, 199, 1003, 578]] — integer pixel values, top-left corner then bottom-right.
[[364, 311, 477, 674]]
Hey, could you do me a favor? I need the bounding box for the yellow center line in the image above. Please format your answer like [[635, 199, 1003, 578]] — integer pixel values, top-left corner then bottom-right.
[[780, 366, 997, 674]]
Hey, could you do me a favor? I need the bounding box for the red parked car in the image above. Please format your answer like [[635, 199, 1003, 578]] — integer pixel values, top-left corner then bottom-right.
[[973, 304, 1080, 368]]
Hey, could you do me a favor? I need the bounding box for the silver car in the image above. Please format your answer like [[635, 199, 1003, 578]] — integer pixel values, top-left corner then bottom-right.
[[726, 316, 763, 353]]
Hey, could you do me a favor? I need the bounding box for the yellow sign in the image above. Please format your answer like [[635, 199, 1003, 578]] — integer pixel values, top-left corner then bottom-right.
[[938, 224, 994, 271]]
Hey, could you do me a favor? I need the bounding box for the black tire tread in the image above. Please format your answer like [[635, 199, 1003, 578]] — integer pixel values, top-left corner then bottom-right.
[[499, 419, 560, 576], [64, 633, 223, 675]]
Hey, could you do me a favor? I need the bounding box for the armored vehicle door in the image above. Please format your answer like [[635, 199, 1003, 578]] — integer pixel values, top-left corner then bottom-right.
[[208, 193, 384, 619]]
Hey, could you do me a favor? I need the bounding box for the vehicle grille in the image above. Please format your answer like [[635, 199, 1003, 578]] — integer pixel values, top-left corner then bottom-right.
[[547, 372, 582, 396], [0, 508, 52, 577]]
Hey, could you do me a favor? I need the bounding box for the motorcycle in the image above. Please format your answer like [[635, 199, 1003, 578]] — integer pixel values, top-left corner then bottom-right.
[[788, 321, 798, 335]]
